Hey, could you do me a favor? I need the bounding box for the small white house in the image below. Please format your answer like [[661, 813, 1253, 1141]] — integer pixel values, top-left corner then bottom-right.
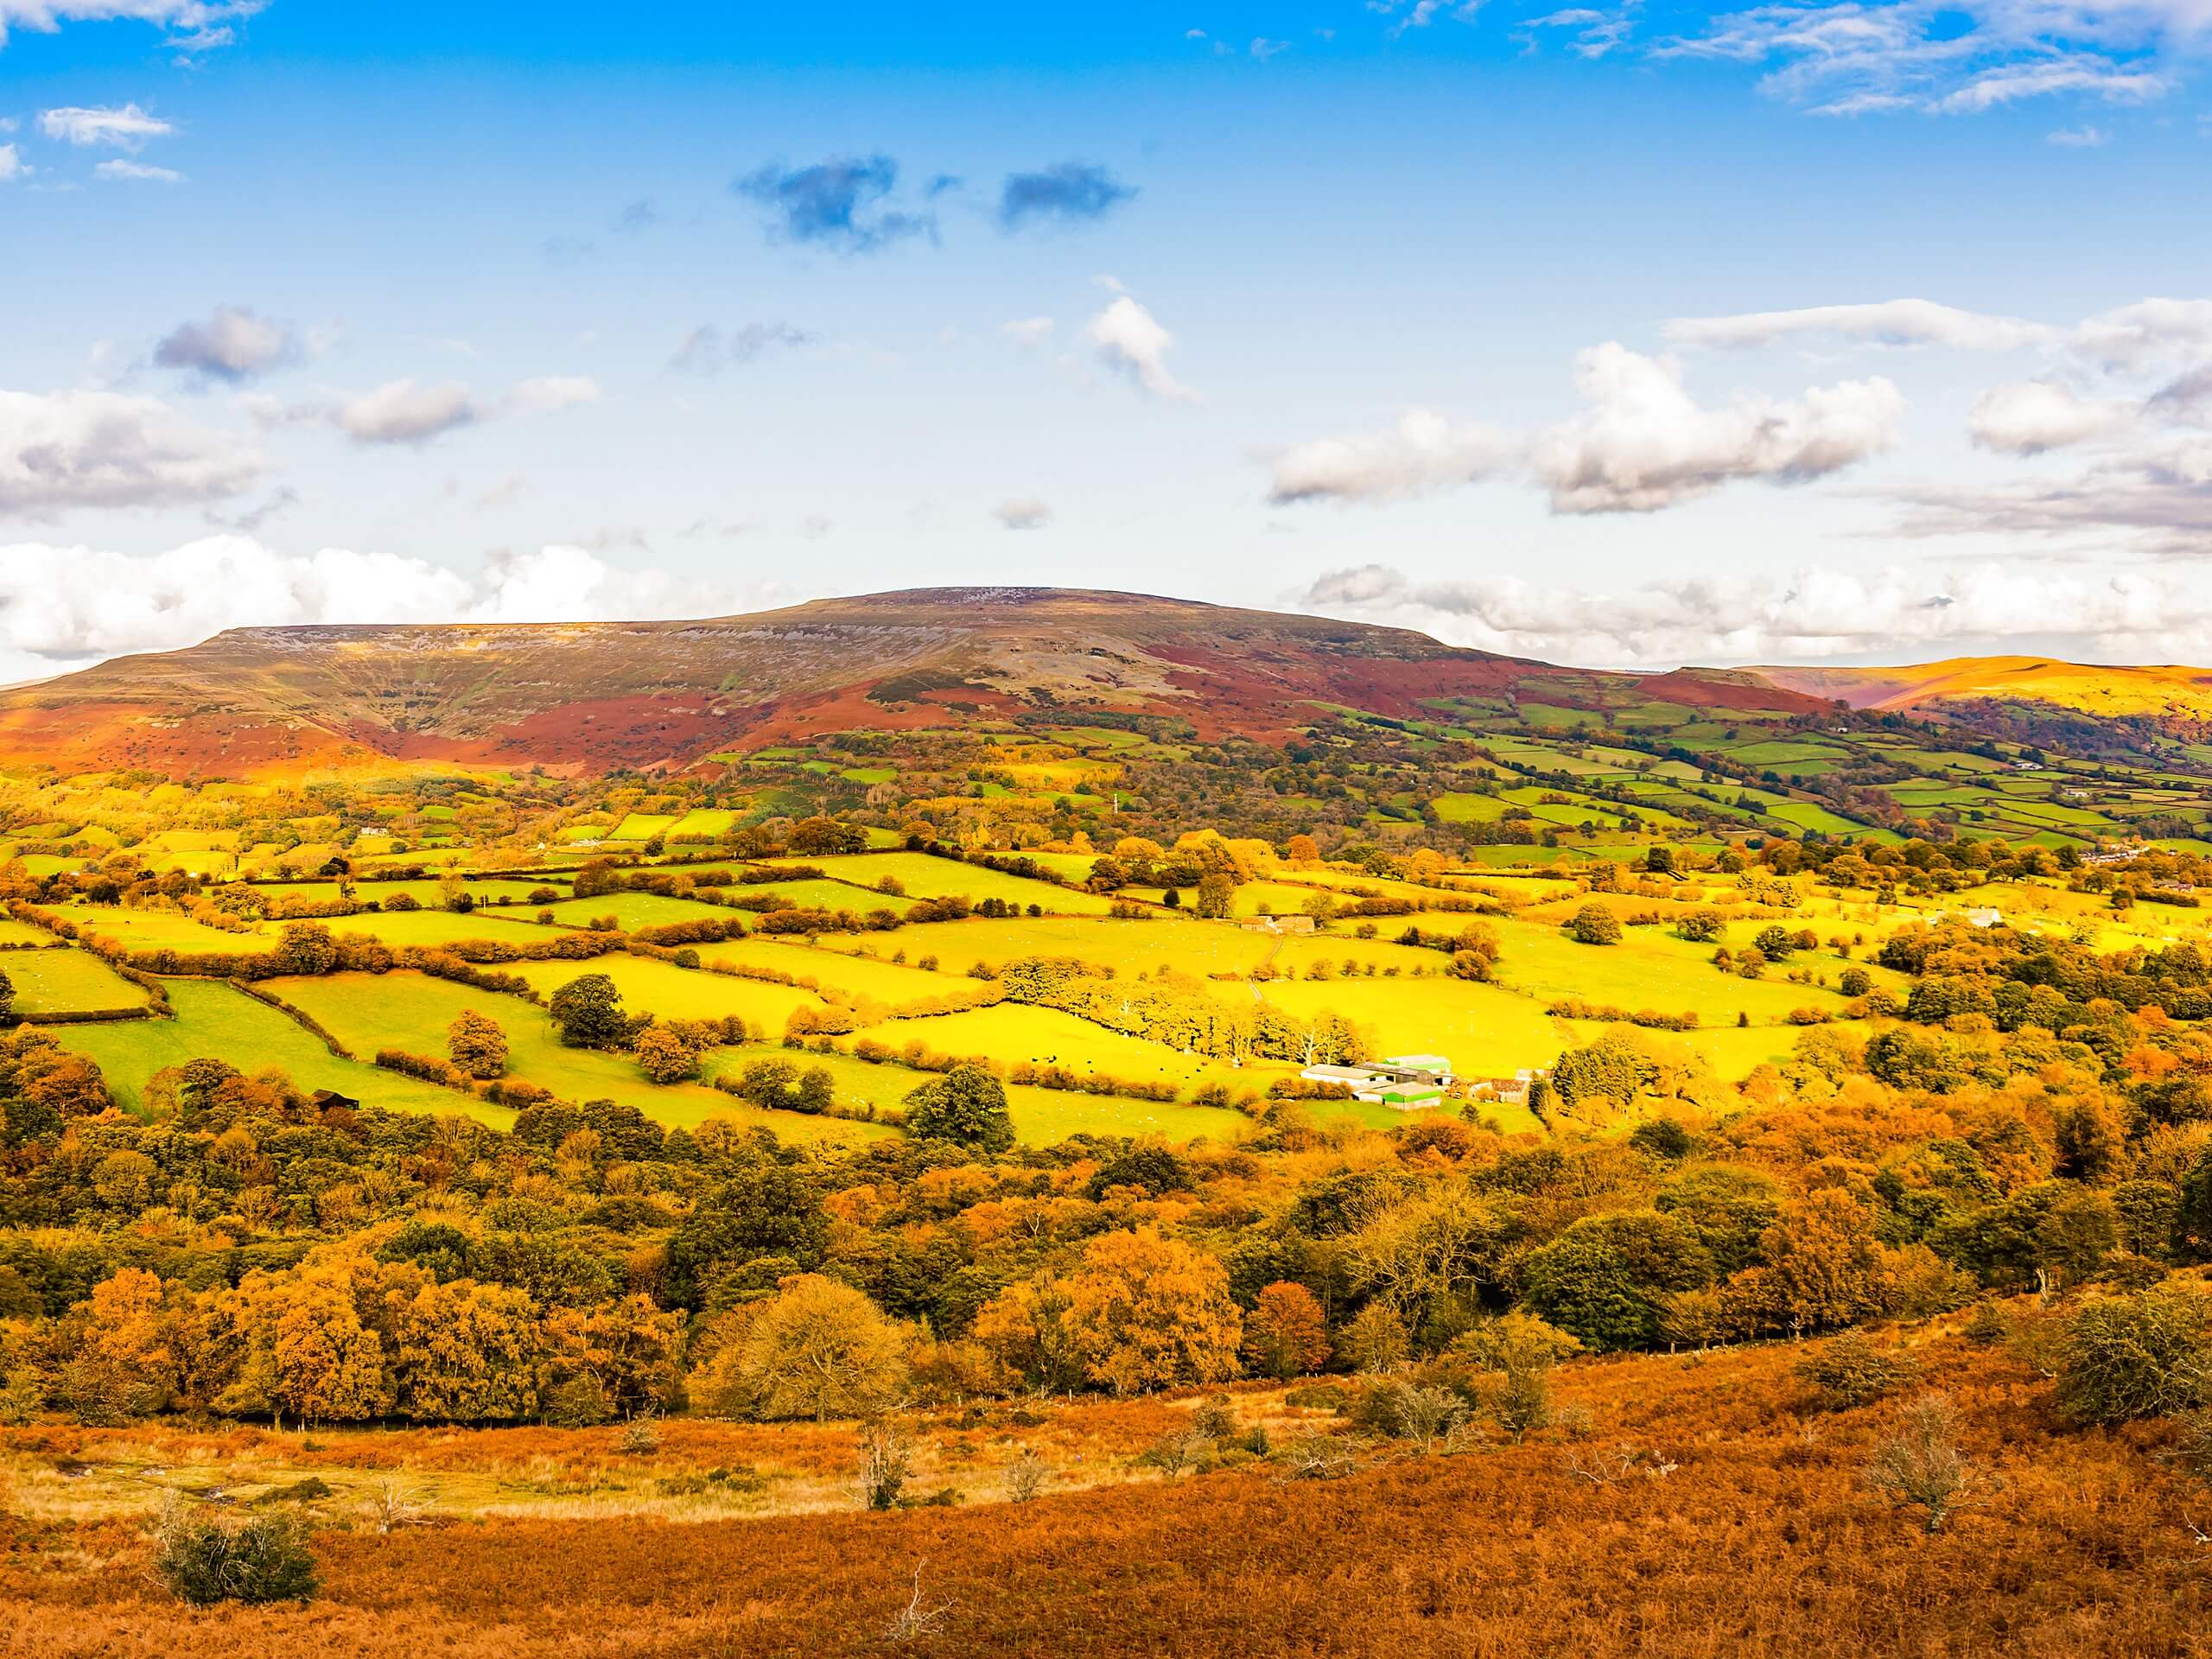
[[1299, 1055, 1452, 1107]]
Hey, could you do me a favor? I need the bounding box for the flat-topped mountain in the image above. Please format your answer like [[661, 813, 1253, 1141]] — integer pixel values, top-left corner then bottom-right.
[[0, 587, 1821, 776]]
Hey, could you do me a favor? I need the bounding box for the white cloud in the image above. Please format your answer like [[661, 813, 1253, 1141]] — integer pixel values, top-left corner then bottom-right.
[[93, 159, 182, 182], [2070, 298, 2212, 370], [0, 535, 785, 664], [333, 379, 478, 445], [1665, 298, 2056, 353], [154, 305, 297, 382], [2047, 123, 2112, 145], [994, 497, 1053, 530], [0, 387, 262, 515], [1659, 0, 2202, 120], [1298, 557, 2212, 668], [1250, 35, 1290, 59], [1967, 379, 2134, 454], [1268, 410, 1519, 504], [1001, 315, 1054, 348], [508, 375, 601, 414], [1085, 295, 1199, 403], [250, 375, 601, 447], [39, 102, 171, 148], [1534, 344, 1903, 512], [1667, 293, 2212, 374], [0, 2, 263, 50], [0, 143, 23, 181]]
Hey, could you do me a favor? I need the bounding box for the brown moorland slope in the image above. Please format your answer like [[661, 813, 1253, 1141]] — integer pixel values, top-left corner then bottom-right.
[[3, 1333, 2202, 1658], [0, 588, 1827, 778]]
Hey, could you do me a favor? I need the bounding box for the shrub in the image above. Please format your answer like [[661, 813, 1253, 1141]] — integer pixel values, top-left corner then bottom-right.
[[1567, 903, 1622, 946], [151, 1497, 319, 1605], [859, 1422, 914, 1510], [2056, 1287, 2212, 1424], [1862, 1393, 1977, 1535], [1796, 1330, 1918, 1410]]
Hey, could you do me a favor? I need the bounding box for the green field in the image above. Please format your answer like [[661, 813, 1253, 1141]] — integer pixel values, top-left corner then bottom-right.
[[7, 948, 149, 1015], [267, 971, 880, 1144], [44, 978, 490, 1121], [763, 852, 1115, 916], [508, 953, 830, 1032]]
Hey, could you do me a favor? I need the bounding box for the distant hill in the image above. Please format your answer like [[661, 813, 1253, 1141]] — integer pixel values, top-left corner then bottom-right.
[[0, 587, 1829, 777], [1752, 658, 2212, 732]]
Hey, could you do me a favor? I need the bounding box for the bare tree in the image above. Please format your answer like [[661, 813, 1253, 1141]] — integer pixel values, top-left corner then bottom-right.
[[1864, 1393, 1978, 1535], [859, 1421, 915, 1511], [1004, 1448, 1048, 1503], [881, 1560, 951, 1643]]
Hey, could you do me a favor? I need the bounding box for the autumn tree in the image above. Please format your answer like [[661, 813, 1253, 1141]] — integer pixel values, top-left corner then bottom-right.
[[1243, 1281, 1331, 1379], [445, 1010, 508, 1080], [386, 1279, 542, 1421], [634, 1025, 701, 1084], [1060, 1227, 1243, 1395], [695, 1274, 908, 1421]]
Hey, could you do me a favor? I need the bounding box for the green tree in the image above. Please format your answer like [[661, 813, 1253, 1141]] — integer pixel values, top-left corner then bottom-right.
[[1521, 1211, 1713, 1351], [902, 1064, 1014, 1153], [549, 973, 626, 1049]]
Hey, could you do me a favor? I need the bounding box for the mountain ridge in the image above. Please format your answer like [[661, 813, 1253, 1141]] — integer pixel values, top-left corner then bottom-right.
[[16, 587, 2205, 778]]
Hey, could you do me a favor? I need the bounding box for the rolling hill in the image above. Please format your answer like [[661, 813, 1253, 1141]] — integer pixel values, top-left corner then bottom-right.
[[0, 588, 1826, 777], [1752, 657, 2212, 726]]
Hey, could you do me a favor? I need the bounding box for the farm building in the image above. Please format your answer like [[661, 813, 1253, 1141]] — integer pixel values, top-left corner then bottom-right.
[[1299, 1053, 1453, 1107]]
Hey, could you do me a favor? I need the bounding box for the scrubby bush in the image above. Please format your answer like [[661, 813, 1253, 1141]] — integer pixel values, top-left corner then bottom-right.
[[1796, 1330, 1918, 1410], [2056, 1287, 2212, 1424], [152, 1498, 319, 1605]]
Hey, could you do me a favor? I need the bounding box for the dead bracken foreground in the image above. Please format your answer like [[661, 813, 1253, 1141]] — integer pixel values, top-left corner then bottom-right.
[[3, 1335, 2208, 1659]]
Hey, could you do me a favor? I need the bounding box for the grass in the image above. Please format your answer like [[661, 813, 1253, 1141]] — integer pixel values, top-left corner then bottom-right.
[[6, 947, 149, 1015], [762, 852, 1116, 916], [268, 971, 880, 1143], [44, 978, 488, 1120], [533, 893, 749, 931], [892, 915, 1274, 979], [330, 909, 564, 948], [507, 954, 831, 1030], [702, 1044, 1253, 1146], [1485, 914, 1873, 1026], [1253, 976, 1559, 1101], [56, 905, 271, 954], [857, 1001, 1288, 1098]]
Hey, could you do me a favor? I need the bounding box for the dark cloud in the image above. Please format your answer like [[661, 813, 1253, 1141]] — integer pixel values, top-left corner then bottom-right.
[[614, 198, 660, 232], [997, 162, 1136, 232], [734, 155, 934, 254]]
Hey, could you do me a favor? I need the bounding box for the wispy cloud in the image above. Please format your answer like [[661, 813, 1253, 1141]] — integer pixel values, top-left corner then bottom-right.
[[93, 159, 183, 182], [667, 321, 813, 374], [39, 102, 172, 148], [248, 375, 601, 447]]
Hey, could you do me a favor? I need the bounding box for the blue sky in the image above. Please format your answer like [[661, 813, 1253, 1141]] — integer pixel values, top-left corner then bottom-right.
[[3, 0, 2211, 680]]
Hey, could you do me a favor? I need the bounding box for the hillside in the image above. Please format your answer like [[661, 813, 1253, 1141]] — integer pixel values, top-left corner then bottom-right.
[[0, 588, 1825, 778], [1754, 657, 2212, 725]]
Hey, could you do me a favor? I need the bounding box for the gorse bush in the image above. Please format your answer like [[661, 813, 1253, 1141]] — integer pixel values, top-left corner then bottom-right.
[[1796, 1331, 1919, 1411], [2055, 1287, 2212, 1425], [151, 1498, 319, 1605]]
